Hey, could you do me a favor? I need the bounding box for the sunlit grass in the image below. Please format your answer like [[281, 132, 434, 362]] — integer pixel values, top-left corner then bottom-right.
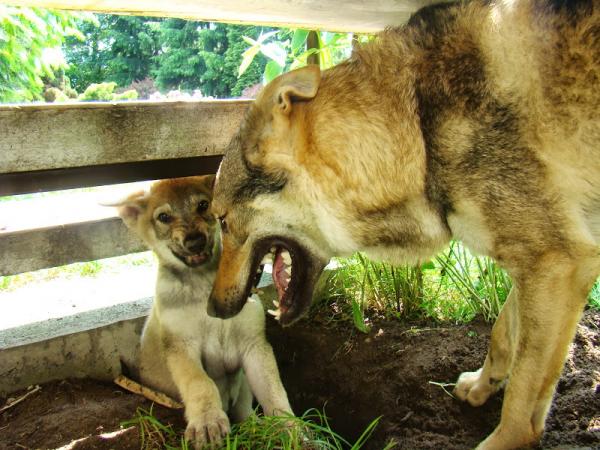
[[122, 406, 391, 450], [317, 242, 512, 329]]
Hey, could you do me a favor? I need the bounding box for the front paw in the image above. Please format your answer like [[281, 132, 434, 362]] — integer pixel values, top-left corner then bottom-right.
[[454, 368, 498, 407], [185, 409, 230, 448]]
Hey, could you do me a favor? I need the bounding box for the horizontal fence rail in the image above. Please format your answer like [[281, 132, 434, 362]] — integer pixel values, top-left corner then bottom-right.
[[1, 217, 146, 277], [0, 100, 249, 174], [0, 101, 248, 195], [4, 0, 438, 33]]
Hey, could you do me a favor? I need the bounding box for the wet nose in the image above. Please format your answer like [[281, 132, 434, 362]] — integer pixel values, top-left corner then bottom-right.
[[184, 232, 207, 253]]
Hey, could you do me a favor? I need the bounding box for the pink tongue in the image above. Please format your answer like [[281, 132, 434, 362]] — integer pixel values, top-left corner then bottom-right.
[[272, 250, 289, 301]]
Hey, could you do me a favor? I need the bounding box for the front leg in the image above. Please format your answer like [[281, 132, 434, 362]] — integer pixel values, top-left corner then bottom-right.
[[163, 331, 230, 448], [242, 339, 293, 416], [471, 252, 597, 450]]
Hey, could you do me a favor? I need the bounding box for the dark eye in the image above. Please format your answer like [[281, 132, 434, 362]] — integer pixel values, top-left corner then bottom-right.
[[219, 216, 228, 233], [197, 200, 209, 213], [157, 212, 172, 224]]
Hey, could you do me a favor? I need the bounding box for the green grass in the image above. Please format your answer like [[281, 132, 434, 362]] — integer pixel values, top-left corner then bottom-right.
[[318, 241, 600, 331], [122, 406, 392, 450], [589, 280, 600, 310], [318, 242, 512, 328]]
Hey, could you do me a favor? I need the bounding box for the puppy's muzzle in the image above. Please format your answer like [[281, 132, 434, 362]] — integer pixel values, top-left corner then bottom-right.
[[184, 232, 207, 253]]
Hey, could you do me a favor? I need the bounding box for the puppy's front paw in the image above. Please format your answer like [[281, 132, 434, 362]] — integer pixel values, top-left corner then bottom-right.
[[454, 368, 498, 406], [185, 409, 230, 448]]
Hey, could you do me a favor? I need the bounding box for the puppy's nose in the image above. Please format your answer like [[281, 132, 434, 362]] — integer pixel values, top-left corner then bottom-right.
[[184, 232, 207, 253]]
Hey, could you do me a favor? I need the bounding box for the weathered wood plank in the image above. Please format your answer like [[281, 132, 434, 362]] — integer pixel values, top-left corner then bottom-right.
[[5, 0, 437, 33], [0, 100, 249, 174], [0, 218, 147, 276]]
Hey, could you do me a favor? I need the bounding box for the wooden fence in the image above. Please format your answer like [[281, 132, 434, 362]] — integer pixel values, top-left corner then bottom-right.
[[0, 100, 249, 277]]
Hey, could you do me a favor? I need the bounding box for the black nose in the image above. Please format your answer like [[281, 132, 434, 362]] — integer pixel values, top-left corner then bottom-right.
[[185, 232, 207, 253]]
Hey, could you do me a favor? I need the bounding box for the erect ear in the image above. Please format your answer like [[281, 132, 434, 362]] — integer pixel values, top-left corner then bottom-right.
[[274, 65, 321, 116], [203, 174, 216, 193], [101, 190, 148, 229]]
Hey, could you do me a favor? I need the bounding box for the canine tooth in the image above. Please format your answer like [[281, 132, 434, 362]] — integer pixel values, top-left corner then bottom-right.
[[261, 254, 273, 264], [267, 309, 280, 320], [272, 300, 280, 308], [282, 251, 292, 265], [284, 266, 292, 276]]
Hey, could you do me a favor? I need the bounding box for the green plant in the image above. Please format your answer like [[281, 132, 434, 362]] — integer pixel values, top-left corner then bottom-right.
[[0, 6, 84, 102], [78, 82, 137, 101], [122, 406, 387, 450], [434, 242, 510, 322], [239, 29, 357, 83]]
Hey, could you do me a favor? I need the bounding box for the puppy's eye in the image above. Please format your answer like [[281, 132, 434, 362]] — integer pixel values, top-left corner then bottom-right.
[[157, 212, 172, 224], [219, 216, 228, 233], [197, 200, 209, 213]]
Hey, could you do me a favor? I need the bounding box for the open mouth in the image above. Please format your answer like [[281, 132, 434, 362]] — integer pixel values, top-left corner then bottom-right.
[[249, 237, 325, 325], [172, 250, 211, 268]]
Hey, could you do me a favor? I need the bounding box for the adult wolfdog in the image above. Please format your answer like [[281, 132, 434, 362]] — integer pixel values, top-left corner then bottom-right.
[[208, 1, 599, 448]]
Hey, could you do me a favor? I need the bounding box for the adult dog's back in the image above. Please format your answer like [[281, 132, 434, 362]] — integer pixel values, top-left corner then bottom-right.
[[208, 2, 600, 449]]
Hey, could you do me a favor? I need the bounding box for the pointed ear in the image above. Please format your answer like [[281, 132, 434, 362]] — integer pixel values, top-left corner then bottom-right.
[[274, 65, 321, 115], [204, 174, 216, 193], [101, 190, 148, 228]]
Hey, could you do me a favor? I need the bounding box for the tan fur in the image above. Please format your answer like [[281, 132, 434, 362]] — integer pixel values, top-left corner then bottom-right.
[[208, 1, 600, 448], [113, 176, 292, 448]]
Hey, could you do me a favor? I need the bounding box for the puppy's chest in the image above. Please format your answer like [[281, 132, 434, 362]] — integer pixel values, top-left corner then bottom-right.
[[161, 305, 243, 372]]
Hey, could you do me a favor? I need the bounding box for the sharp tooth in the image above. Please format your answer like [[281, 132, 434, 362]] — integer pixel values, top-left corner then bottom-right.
[[267, 309, 280, 320], [282, 251, 291, 265], [261, 254, 273, 264], [272, 300, 280, 308], [284, 266, 292, 276]]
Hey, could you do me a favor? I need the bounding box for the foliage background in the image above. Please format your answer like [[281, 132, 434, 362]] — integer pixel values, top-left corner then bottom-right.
[[1, 8, 275, 102]]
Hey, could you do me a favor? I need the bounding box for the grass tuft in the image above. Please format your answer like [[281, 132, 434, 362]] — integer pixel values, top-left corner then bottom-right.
[[122, 407, 388, 450], [318, 241, 512, 327]]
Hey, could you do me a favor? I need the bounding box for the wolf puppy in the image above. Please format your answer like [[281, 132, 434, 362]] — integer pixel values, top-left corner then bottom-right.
[[114, 176, 292, 448], [207, 1, 599, 449]]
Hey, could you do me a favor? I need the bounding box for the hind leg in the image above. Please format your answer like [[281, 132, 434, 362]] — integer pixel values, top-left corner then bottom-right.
[[230, 374, 254, 423], [455, 285, 517, 406]]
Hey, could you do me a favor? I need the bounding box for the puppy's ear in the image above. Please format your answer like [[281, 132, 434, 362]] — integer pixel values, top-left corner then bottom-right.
[[204, 174, 216, 194], [274, 65, 321, 116], [101, 190, 148, 228]]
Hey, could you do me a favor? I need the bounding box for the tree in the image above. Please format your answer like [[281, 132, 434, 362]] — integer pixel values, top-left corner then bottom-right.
[[0, 6, 82, 102], [154, 20, 268, 97], [64, 14, 161, 92]]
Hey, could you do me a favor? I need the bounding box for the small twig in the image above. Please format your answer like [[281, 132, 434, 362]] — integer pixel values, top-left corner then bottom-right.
[[0, 385, 41, 414], [399, 327, 450, 337], [399, 411, 414, 423], [428, 381, 457, 399], [114, 375, 183, 409]]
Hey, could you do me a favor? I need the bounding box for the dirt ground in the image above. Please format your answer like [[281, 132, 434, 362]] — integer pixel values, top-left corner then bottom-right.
[[1, 310, 598, 450]]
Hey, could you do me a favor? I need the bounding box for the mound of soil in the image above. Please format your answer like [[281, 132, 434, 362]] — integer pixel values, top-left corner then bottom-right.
[[1, 310, 598, 449]]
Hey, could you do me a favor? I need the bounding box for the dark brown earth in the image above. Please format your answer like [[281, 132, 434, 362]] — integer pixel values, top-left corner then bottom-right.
[[1, 310, 598, 450]]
